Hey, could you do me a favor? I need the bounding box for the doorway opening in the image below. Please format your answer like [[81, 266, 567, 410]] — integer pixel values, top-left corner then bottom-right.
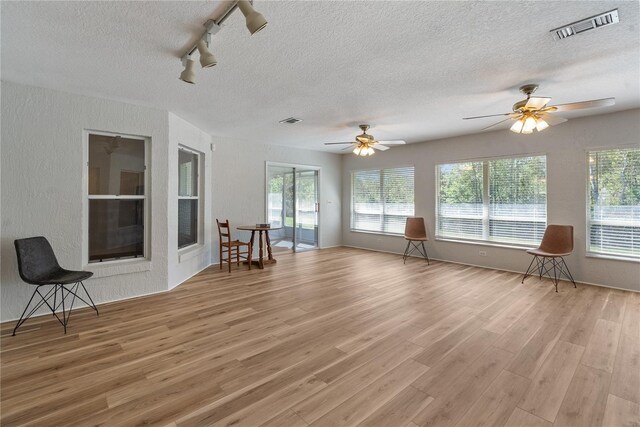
[[266, 163, 320, 253]]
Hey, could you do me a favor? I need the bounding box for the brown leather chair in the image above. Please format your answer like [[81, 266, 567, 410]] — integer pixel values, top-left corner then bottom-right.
[[522, 224, 576, 292], [403, 217, 430, 265], [216, 219, 252, 273]]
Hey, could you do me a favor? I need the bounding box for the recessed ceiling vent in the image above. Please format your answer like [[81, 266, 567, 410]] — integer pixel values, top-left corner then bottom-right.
[[279, 117, 303, 124], [551, 9, 619, 40]]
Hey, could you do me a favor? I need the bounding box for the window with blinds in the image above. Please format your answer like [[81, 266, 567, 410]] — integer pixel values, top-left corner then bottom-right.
[[178, 148, 200, 249], [437, 155, 547, 246], [351, 166, 415, 234], [588, 147, 640, 259]]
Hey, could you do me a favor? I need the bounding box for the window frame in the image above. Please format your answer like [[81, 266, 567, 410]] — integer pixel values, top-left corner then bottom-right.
[[83, 130, 151, 267], [350, 165, 415, 236], [177, 145, 203, 252], [585, 145, 640, 262], [435, 153, 547, 248]]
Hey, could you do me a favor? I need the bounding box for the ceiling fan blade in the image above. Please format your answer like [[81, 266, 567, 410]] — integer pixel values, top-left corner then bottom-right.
[[524, 97, 552, 110], [324, 142, 355, 145], [372, 144, 390, 151], [480, 117, 514, 131], [463, 112, 515, 120], [538, 112, 568, 126], [377, 140, 406, 145], [341, 145, 356, 151], [548, 97, 615, 112]]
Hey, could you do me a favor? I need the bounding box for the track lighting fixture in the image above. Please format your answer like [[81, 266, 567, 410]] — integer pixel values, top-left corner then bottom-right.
[[179, 1, 268, 84], [179, 57, 196, 84], [237, 0, 268, 35], [196, 40, 217, 68]]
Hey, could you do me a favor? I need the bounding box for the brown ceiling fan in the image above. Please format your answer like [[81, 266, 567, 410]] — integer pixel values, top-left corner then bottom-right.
[[324, 124, 406, 156], [463, 84, 615, 134]]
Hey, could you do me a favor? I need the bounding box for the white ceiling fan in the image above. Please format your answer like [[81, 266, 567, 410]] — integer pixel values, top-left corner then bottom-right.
[[463, 84, 615, 134], [324, 125, 406, 156]]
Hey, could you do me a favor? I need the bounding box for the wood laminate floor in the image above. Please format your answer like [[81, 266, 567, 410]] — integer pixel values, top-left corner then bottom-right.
[[1, 247, 639, 427]]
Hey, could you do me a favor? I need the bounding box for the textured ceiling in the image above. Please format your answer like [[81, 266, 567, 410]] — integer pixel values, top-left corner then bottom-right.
[[2, 1, 639, 152]]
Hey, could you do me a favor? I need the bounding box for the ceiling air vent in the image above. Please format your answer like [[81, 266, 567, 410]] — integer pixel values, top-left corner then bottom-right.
[[279, 117, 303, 124], [551, 9, 619, 40]]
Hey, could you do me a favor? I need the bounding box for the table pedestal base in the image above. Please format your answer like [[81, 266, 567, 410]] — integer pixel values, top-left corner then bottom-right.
[[236, 226, 282, 270]]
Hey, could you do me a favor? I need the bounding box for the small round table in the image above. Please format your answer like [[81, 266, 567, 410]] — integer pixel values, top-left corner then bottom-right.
[[236, 225, 283, 269]]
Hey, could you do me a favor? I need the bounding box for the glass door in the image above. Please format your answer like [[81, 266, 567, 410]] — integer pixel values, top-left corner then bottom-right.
[[294, 169, 319, 251], [266, 164, 319, 253]]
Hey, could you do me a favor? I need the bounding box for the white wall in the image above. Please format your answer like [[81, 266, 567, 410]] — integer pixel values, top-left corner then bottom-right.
[[3, 79, 634, 325], [1, 81, 171, 321], [167, 113, 213, 289], [0, 81, 342, 321], [342, 109, 640, 292], [211, 137, 342, 263]]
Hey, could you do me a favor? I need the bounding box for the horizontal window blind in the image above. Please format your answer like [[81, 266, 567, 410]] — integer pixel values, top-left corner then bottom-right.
[[437, 162, 483, 239], [437, 155, 547, 246], [352, 166, 414, 234], [588, 148, 640, 259], [489, 156, 547, 244]]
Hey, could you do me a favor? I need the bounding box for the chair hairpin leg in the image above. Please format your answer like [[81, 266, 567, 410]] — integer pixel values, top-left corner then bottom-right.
[[12, 282, 99, 336], [560, 257, 577, 288], [80, 281, 99, 315], [12, 288, 39, 336], [421, 242, 430, 265], [403, 241, 411, 264], [537, 257, 544, 279], [524, 255, 576, 292], [404, 241, 429, 265], [61, 285, 67, 334], [522, 256, 537, 283], [552, 257, 559, 292], [12, 285, 61, 336]]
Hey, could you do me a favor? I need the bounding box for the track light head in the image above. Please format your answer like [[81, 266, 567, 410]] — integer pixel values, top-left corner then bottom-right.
[[179, 58, 196, 84], [237, 0, 268, 35], [196, 39, 217, 68]]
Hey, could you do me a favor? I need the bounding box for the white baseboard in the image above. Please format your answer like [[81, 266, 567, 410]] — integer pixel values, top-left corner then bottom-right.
[[341, 244, 639, 293]]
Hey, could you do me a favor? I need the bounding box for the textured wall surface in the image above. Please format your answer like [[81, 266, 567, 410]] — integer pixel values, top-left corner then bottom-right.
[[167, 113, 213, 289], [342, 109, 640, 292], [1, 82, 171, 321], [0, 82, 342, 321], [211, 137, 343, 262]]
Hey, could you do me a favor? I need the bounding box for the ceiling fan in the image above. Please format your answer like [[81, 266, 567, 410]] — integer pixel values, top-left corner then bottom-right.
[[324, 124, 406, 156], [463, 84, 615, 134]]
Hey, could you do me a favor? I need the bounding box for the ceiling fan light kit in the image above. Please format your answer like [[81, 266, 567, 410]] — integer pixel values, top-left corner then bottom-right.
[[353, 146, 375, 156], [464, 83, 615, 135], [509, 112, 549, 134], [325, 124, 406, 156], [179, 1, 267, 84]]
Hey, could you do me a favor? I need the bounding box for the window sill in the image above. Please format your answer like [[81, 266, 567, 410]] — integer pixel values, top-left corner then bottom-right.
[[435, 237, 534, 251], [178, 244, 205, 263], [350, 229, 405, 238], [86, 258, 152, 278], [585, 252, 640, 263]]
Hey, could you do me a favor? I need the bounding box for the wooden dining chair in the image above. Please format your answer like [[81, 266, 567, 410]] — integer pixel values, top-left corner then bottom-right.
[[216, 219, 252, 273]]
